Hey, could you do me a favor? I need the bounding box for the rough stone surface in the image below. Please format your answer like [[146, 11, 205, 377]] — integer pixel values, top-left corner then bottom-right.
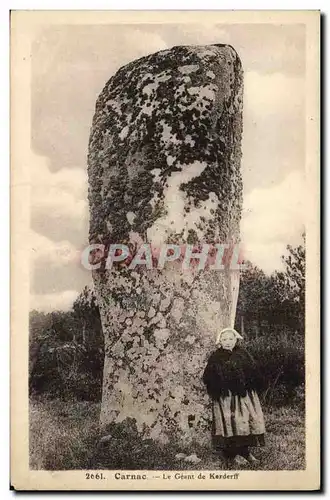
[[88, 44, 243, 446]]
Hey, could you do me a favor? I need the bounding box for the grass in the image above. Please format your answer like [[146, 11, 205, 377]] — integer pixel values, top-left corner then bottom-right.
[[29, 398, 100, 470], [29, 398, 305, 471]]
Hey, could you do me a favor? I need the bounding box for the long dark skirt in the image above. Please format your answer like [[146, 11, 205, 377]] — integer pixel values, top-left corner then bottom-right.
[[212, 389, 266, 451]]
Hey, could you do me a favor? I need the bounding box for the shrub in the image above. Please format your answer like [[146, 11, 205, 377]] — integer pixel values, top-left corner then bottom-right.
[[246, 336, 305, 407], [30, 339, 103, 401]]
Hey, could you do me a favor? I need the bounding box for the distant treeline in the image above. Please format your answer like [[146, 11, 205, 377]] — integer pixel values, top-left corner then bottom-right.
[[235, 238, 305, 339]]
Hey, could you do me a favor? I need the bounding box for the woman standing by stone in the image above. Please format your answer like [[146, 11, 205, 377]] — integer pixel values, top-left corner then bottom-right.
[[203, 328, 266, 466]]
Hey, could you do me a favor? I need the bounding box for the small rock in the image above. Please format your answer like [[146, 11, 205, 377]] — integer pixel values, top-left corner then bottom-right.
[[184, 453, 201, 464], [175, 453, 187, 460]]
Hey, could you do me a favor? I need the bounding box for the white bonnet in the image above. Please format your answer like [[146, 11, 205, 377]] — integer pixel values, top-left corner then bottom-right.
[[216, 327, 243, 345]]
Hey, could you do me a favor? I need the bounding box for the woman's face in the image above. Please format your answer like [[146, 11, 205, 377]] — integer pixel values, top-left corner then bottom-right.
[[219, 331, 237, 351]]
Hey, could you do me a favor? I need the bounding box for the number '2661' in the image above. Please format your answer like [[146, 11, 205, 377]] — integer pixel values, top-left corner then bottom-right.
[[85, 473, 105, 480]]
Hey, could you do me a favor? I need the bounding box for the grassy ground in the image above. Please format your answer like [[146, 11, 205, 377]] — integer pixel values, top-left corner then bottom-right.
[[29, 398, 305, 471]]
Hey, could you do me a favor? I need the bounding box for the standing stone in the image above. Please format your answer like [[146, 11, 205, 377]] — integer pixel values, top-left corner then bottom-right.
[[88, 44, 243, 447]]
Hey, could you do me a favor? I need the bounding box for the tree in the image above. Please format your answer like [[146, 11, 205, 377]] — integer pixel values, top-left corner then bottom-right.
[[29, 310, 52, 384], [73, 286, 103, 349], [274, 235, 305, 333], [30, 291, 104, 400], [235, 261, 278, 337], [72, 287, 104, 398], [235, 234, 306, 338]]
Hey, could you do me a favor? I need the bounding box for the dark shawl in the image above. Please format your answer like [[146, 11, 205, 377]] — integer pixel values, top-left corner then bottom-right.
[[202, 345, 265, 399]]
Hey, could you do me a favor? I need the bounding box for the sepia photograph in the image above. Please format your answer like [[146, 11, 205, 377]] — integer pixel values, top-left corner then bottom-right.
[[10, 10, 320, 491]]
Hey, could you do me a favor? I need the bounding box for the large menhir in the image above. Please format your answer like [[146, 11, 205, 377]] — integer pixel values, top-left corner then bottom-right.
[[88, 44, 243, 446]]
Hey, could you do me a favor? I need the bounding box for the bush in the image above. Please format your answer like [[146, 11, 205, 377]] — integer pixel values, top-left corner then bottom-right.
[[30, 337, 104, 401], [246, 336, 305, 407]]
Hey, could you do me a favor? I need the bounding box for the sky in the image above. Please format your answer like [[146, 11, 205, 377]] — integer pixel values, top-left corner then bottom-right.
[[30, 23, 306, 312]]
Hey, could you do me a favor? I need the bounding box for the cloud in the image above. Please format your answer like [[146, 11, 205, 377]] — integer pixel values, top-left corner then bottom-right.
[[30, 230, 79, 268], [30, 290, 80, 313], [32, 26, 169, 172], [30, 225, 92, 299], [31, 153, 87, 217], [227, 24, 305, 76], [158, 23, 305, 76], [244, 71, 304, 117], [121, 29, 168, 59], [241, 170, 305, 273], [30, 153, 89, 246], [160, 25, 230, 47], [242, 71, 305, 194], [29, 153, 92, 304]]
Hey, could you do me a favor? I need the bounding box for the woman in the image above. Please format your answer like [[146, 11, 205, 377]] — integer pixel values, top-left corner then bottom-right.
[[203, 328, 266, 466]]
